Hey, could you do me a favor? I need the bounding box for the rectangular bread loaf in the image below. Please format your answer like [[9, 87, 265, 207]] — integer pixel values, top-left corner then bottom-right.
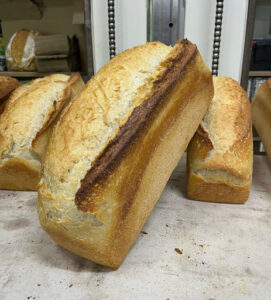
[[252, 78, 271, 162], [0, 73, 84, 191], [38, 40, 214, 269], [187, 76, 253, 204]]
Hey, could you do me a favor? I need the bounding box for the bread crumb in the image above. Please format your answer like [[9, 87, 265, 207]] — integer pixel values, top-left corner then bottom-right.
[[175, 248, 182, 255], [17, 206, 22, 209], [37, 284, 41, 286], [69, 284, 73, 288], [166, 224, 169, 227]]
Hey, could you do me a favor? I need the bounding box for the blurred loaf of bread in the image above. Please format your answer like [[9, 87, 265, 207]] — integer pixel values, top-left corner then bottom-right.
[[252, 78, 271, 162], [5, 29, 39, 71]]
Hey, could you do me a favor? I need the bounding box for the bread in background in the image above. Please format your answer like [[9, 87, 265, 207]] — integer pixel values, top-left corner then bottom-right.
[[38, 40, 214, 269], [252, 78, 271, 162], [5, 29, 39, 71], [0, 73, 84, 191], [187, 76, 253, 204]]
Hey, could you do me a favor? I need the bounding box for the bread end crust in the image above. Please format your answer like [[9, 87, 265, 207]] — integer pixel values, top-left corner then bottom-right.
[[0, 157, 40, 190], [186, 172, 251, 204]]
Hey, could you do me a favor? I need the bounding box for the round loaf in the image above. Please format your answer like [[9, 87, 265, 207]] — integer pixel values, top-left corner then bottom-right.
[[5, 29, 39, 71]]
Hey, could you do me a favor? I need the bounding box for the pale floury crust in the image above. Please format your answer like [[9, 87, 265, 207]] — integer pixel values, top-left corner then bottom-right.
[[252, 78, 271, 162], [38, 40, 214, 268], [41, 42, 173, 202], [0, 73, 84, 190], [187, 76, 253, 203]]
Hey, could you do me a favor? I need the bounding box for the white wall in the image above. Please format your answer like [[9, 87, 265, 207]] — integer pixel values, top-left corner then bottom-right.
[[91, 0, 109, 73], [91, 0, 248, 82], [219, 0, 248, 82], [91, 0, 147, 73], [115, 0, 147, 54], [185, 0, 248, 83], [184, 0, 216, 70]]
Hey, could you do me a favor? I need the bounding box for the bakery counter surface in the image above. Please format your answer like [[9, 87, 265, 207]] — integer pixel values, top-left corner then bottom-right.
[[0, 154, 271, 300]]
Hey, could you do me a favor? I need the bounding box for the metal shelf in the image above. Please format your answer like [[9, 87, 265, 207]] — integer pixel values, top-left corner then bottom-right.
[[249, 71, 271, 77]]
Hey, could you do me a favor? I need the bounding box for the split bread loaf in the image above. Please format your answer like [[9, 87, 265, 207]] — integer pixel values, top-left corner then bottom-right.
[[0, 76, 20, 113], [187, 76, 253, 204], [38, 40, 214, 269], [0, 73, 84, 191], [252, 78, 271, 162]]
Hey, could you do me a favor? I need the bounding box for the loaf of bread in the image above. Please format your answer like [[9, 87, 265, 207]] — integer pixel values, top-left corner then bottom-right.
[[252, 78, 271, 162], [0, 76, 20, 113], [0, 73, 84, 191], [5, 29, 39, 71], [38, 40, 214, 269], [187, 77, 253, 204]]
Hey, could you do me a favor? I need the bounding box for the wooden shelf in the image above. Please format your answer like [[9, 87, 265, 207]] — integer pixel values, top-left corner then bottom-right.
[[0, 71, 75, 78], [249, 71, 271, 77]]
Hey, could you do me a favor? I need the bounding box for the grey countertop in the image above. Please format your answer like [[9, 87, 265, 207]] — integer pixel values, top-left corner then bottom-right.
[[1, 154, 271, 300]]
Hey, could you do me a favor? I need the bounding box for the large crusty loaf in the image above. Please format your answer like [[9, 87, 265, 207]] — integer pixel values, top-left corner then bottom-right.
[[187, 76, 253, 204], [0, 73, 84, 191], [0, 76, 20, 113], [252, 78, 271, 162], [38, 40, 214, 269]]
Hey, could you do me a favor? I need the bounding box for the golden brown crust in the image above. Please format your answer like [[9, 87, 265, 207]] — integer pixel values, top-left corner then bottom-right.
[[0, 157, 40, 191], [38, 40, 214, 268], [0, 76, 20, 103], [0, 101, 6, 114], [252, 78, 271, 162], [11, 29, 30, 65], [186, 174, 250, 204], [76, 40, 197, 212], [187, 76, 253, 204]]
